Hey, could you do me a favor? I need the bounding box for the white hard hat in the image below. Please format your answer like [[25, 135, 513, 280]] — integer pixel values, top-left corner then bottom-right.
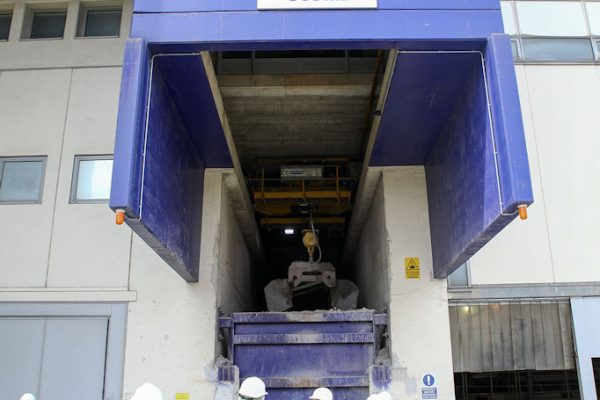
[[367, 391, 392, 400], [131, 383, 163, 400], [309, 387, 333, 400], [20, 394, 36, 400], [239, 376, 268, 398], [377, 391, 392, 400]]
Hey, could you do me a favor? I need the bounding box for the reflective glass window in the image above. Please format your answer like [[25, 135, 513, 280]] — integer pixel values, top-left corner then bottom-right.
[[30, 11, 66, 39], [511, 39, 521, 60], [0, 159, 45, 203], [522, 38, 595, 61], [81, 9, 121, 37], [448, 264, 470, 288], [0, 13, 11, 40], [72, 157, 113, 202], [517, 2, 587, 36]]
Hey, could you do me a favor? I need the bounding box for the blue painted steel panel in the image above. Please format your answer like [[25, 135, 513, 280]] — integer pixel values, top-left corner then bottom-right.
[[484, 34, 533, 210], [370, 52, 482, 165], [110, 38, 148, 215], [234, 321, 373, 334], [114, 1, 532, 281], [134, 0, 500, 13], [112, 43, 236, 280], [224, 311, 388, 400], [425, 50, 501, 278], [267, 387, 368, 400], [147, 40, 489, 55], [128, 63, 205, 281], [155, 56, 232, 167], [420, 36, 532, 278], [131, 11, 503, 44]]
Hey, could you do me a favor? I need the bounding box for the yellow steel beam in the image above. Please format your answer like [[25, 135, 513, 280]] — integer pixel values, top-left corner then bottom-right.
[[260, 217, 346, 226], [254, 204, 352, 216], [253, 190, 351, 200]]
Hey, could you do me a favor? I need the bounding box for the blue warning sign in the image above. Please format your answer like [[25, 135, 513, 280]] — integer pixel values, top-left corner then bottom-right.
[[423, 374, 435, 387]]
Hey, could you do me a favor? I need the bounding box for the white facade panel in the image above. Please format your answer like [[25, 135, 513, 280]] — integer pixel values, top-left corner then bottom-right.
[[46, 67, 131, 288], [469, 65, 600, 285], [0, 69, 71, 287]]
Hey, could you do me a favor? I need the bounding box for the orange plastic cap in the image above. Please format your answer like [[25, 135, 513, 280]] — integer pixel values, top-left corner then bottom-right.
[[518, 204, 528, 220], [116, 209, 126, 225]]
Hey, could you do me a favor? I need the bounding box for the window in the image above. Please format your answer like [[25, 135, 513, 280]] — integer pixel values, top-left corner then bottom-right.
[[447, 263, 470, 288], [23, 9, 67, 39], [522, 38, 595, 61], [0, 12, 11, 41], [0, 157, 46, 204], [502, 1, 600, 63], [77, 7, 122, 37], [511, 39, 521, 60], [70, 156, 113, 203]]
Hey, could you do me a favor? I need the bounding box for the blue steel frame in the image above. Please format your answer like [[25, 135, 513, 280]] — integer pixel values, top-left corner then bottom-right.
[[218, 310, 389, 400], [110, 0, 533, 280]]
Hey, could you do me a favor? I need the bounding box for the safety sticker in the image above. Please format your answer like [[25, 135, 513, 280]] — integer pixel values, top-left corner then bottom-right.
[[405, 257, 420, 279], [421, 387, 437, 399], [176, 394, 190, 400]]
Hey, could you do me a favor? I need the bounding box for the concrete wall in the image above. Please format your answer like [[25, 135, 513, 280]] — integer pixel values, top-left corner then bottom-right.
[[0, 0, 134, 291], [381, 167, 455, 400], [468, 65, 600, 286], [354, 174, 390, 312], [217, 174, 255, 315], [123, 170, 254, 399], [0, 0, 132, 70]]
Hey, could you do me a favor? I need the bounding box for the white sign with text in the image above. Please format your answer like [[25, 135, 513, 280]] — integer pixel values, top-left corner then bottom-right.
[[257, 0, 378, 10]]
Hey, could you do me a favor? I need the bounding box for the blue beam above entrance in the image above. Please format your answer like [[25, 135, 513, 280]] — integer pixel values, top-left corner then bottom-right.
[[134, 0, 500, 13], [131, 10, 503, 45]]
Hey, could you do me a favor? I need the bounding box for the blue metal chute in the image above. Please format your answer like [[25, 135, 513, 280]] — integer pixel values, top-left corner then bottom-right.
[[110, 42, 233, 281], [370, 36, 533, 277]]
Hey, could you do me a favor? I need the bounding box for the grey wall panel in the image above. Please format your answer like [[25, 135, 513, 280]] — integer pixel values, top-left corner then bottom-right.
[[449, 302, 575, 372], [39, 318, 108, 400], [0, 318, 45, 399]]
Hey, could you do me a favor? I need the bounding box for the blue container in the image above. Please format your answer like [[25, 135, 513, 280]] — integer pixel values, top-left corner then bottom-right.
[[219, 310, 389, 400]]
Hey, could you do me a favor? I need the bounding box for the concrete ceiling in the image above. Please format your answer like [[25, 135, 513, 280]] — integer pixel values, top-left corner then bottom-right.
[[217, 74, 378, 169]]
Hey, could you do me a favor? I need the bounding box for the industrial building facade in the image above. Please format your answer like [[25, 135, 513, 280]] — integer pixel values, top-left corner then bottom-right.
[[0, 0, 599, 399]]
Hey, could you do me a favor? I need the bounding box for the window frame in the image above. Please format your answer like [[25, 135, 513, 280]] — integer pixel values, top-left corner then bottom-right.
[[502, 0, 600, 64], [76, 5, 122, 38], [70, 155, 113, 204], [22, 7, 68, 40], [0, 10, 12, 41], [0, 156, 47, 205], [447, 262, 471, 289]]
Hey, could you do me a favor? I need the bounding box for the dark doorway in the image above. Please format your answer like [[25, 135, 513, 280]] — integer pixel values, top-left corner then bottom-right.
[[454, 370, 580, 400]]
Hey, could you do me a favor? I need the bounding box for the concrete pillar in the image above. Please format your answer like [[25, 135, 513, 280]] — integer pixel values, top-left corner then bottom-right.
[[571, 297, 600, 400], [383, 167, 455, 400]]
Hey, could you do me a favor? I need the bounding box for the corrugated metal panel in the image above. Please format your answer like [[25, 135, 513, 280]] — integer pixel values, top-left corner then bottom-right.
[[449, 302, 575, 372]]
